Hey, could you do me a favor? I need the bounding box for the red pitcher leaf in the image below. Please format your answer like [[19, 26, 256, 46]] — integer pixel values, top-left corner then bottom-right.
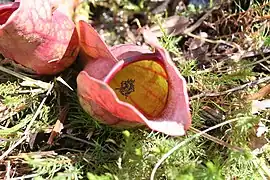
[[0, 0, 80, 75], [77, 20, 118, 80], [77, 20, 116, 60], [77, 21, 191, 136], [0, 2, 19, 24]]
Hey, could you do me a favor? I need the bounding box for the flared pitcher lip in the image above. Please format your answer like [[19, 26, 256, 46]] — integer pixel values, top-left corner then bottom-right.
[[103, 50, 166, 84]]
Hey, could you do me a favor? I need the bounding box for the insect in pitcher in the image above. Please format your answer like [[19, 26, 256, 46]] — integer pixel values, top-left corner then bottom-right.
[[115, 79, 135, 98]]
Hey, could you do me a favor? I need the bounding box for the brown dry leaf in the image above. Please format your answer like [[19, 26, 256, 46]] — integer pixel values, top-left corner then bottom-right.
[[249, 122, 269, 155], [28, 133, 38, 150], [47, 105, 68, 145], [249, 135, 268, 154], [185, 32, 209, 61], [188, 32, 208, 50], [247, 83, 270, 100], [150, 15, 190, 37]]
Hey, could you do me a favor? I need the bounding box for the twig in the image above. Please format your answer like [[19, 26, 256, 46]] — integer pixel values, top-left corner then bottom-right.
[[246, 54, 270, 67], [8, 151, 57, 159], [5, 160, 11, 179], [0, 136, 27, 161], [184, 7, 217, 34], [190, 53, 270, 75], [252, 157, 270, 179], [25, 83, 54, 133], [0, 66, 50, 90], [189, 127, 243, 152], [55, 148, 85, 153], [61, 134, 96, 147], [150, 117, 247, 180], [10, 173, 40, 180], [18, 89, 46, 94], [241, 49, 270, 59], [259, 63, 270, 73], [253, 160, 267, 180], [185, 32, 238, 49], [191, 76, 270, 100], [194, 61, 226, 75], [0, 83, 54, 161]]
